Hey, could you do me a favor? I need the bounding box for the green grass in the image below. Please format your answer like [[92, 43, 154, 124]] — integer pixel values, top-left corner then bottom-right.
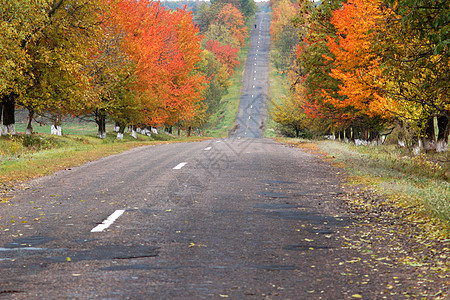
[[265, 57, 288, 138], [0, 131, 207, 188], [317, 140, 450, 234], [276, 137, 449, 237], [15, 122, 106, 136]]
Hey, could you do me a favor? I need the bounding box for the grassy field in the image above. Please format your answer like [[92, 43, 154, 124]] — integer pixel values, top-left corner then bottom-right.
[[14, 121, 106, 136]]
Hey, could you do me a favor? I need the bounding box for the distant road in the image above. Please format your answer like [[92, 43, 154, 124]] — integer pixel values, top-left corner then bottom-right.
[[230, 12, 270, 138]]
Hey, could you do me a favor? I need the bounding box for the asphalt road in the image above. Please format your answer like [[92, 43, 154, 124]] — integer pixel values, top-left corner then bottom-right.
[[231, 12, 269, 139], [0, 136, 353, 299], [1, 11, 447, 300]]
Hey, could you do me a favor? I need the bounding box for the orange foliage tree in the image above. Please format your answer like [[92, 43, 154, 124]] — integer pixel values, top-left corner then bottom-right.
[[108, 0, 206, 127], [325, 0, 395, 123], [215, 3, 248, 47], [205, 40, 240, 76]]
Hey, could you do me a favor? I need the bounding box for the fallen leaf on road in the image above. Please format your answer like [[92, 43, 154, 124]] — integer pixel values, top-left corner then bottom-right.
[[189, 242, 207, 248]]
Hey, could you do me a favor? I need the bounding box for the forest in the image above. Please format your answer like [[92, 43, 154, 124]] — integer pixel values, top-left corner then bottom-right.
[[270, 0, 449, 153]]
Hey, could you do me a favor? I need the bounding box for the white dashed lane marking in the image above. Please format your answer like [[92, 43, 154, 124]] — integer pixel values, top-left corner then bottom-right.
[[173, 162, 187, 170], [91, 210, 125, 233]]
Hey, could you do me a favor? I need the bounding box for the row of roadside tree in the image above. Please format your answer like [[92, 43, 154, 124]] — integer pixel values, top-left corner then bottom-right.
[[270, 0, 449, 153], [0, 0, 255, 139]]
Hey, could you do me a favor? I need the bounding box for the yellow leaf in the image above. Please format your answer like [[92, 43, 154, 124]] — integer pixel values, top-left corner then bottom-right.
[[351, 294, 363, 298], [66, 257, 72, 262]]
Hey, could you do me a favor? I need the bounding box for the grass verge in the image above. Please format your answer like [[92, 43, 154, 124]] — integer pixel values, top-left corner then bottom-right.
[[0, 132, 209, 200], [275, 137, 450, 239], [265, 58, 288, 138]]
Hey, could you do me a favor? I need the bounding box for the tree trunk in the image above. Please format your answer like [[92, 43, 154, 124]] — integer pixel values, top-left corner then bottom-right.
[[51, 114, 62, 136], [117, 123, 126, 140], [1, 93, 16, 135], [95, 108, 106, 139], [131, 125, 137, 139], [26, 109, 34, 135], [436, 116, 449, 152], [187, 126, 191, 137]]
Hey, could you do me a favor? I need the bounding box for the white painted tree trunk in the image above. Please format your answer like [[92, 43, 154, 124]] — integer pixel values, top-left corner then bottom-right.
[[151, 127, 158, 134], [131, 129, 137, 139], [117, 132, 124, 140], [97, 131, 106, 139], [436, 140, 448, 152], [2, 124, 15, 135], [51, 125, 62, 136], [355, 139, 368, 146], [413, 138, 423, 155], [140, 128, 151, 136], [114, 126, 120, 132]]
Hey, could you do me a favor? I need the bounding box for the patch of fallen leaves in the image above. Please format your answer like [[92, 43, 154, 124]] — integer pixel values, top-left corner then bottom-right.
[[337, 186, 449, 299]]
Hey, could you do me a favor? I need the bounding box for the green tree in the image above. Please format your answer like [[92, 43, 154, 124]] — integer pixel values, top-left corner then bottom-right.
[[1, 0, 105, 135], [272, 93, 307, 138], [377, 0, 450, 149]]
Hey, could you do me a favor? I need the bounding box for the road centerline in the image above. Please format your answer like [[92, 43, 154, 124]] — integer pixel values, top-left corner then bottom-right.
[[91, 209, 125, 233], [173, 162, 187, 170]]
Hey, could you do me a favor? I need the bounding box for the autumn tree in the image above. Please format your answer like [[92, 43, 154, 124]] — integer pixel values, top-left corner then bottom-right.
[[293, 0, 346, 134], [1, 0, 104, 135], [205, 40, 240, 77], [270, 0, 299, 73], [325, 0, 394, 135], [197, 50, 225, 115], [215, 4, 248, 47], [376, 0, 450, 150], [272, 93, 308, 138], [109, 1, 206, 132]]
